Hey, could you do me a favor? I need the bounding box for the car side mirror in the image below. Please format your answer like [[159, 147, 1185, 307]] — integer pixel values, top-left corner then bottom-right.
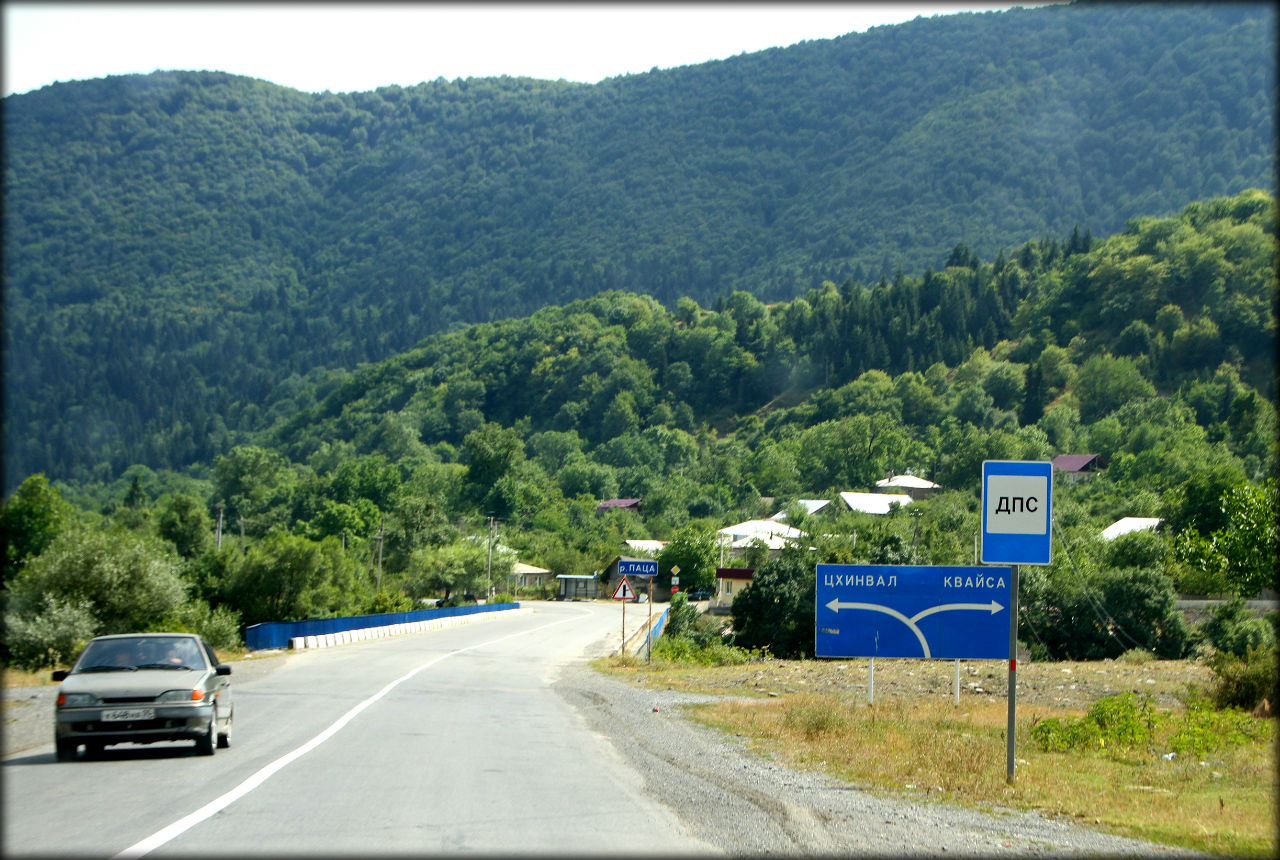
[[51, 670, 68, 681], [215, 664, 232, 676]]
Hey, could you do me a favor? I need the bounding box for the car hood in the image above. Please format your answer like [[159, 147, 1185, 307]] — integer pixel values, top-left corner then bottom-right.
[[60, 668, 209, 697]]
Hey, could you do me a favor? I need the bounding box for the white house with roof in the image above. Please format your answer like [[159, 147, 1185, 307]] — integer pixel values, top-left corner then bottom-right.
[[1101, 517, 1161, 540], [623, 539, 667, 555], [717, 519, 807, 558], [839, 491, 914, 514], [874, 474, 941, 500], [769, 499, 833, 521]]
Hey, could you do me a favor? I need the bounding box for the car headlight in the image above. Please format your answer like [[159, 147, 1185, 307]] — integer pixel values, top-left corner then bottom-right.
[[57, 692, 97, 707], [158, 689, 206, 703]]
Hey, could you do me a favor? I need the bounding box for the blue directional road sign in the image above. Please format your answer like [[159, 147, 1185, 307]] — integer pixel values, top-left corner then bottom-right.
[[982, 460, 1053, 565], [617, 559, 658, 578], [815, 564, 1012, 660]]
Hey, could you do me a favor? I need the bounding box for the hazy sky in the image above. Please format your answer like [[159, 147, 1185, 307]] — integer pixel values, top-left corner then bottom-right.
[[3, 3, 1049, 97]]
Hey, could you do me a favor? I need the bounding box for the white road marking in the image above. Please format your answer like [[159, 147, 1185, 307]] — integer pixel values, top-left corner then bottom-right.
[[112, 609, 591, 859]]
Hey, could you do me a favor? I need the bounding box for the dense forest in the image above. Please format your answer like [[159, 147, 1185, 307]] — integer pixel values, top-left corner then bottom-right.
[[3, 2, 1275, 487], [2, 190, 1276, 673]]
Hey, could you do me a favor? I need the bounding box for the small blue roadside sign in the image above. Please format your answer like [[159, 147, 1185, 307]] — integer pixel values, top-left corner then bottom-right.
[[815, 564, 1011, 660], [981, 460, 1053, 565], [617, 559, 658, 578]]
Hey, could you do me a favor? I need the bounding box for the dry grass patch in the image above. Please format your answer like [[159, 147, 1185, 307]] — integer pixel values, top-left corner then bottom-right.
[[687, 690, 1275, 858]]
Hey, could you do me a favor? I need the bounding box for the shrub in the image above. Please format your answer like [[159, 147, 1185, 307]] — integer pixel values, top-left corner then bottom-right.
[[1029, 715, 1103, 753], [730, 544, 815, 659], [1119, 647, 1156, 664], [7, 526, 188, 636], [1166, 701, 1270, 755], [1029, 693, 1157, 755], [1201, 597, 1276, 657], [662, 592, 702, 639], [3, 593, 97, 670], [155, 600, 243, 652], [1207, 645, 1278, 711], [363, 589, 415, 614], [1020, 566, 1190, 660]]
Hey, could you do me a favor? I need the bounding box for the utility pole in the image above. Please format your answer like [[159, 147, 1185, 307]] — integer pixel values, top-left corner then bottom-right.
[[368, 525, 385, 591], [486, 516, 495, 598], [376, 524, 385, 592], [215, 504, 224, 550], [239, 516, 245, 554]]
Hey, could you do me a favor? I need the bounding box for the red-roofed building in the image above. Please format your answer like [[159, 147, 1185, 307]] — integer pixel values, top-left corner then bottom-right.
[[712, 567, 754, 613], [596, 498, 642, 515], [1052, 454, 1105, 482]]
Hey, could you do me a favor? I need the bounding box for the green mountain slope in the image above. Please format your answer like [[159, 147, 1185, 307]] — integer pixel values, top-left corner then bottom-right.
[[264, 190, 1275, 474], [2, 2, 1275, 488]]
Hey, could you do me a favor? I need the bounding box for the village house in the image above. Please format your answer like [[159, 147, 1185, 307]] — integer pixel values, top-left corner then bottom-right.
[[1052, 453, 1105, 483], [873, 474, 941, 500]]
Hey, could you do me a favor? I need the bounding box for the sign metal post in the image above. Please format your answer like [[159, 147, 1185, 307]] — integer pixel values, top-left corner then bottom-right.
[[981, 460, 1052, 785]]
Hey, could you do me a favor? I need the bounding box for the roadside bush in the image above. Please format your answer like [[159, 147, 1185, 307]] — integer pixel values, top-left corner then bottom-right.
[[731, 544, 815, 659], [651, 635, 752, 666], [5, 526, 188, 640], [3, 593, 97, 670], [155, 600, 243, 652], [1030, 693, 1157, 756], [662, 592, 702, 640], [1020, 566, 1190, 660], [1207, 645, 1278, 711], [1200, 597, 1275, 657], [1119, 647, 1156, 664], [656, 592, 752, 665], [1166, 698, 1270, 755]]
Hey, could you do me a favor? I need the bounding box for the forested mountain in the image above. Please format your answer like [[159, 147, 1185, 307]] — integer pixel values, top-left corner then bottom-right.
[[263, 189, 1276, 489], [2, 2, 1275, 488]]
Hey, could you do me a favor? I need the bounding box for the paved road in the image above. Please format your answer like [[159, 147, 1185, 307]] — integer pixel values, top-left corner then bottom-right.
[[3, 602, 706, 857], [3, 601, 1205, 858]]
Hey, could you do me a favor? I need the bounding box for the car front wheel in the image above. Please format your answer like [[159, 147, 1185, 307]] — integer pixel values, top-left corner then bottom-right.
[[217, 708, 232, 749], [195, 718, 216, 756]]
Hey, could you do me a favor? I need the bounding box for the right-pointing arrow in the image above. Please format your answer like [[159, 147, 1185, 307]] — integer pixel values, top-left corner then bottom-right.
[[910, 600, 1004, 623]]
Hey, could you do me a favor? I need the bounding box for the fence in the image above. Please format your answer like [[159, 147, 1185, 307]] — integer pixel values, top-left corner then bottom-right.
[[244, 603, 519, 651]]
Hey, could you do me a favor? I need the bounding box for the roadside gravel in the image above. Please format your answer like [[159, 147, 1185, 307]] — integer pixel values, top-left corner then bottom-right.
[[553, 662, 1208, 857]]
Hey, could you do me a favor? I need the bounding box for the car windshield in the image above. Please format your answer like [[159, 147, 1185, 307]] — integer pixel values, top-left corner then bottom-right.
[[76, 637, 205, 672]]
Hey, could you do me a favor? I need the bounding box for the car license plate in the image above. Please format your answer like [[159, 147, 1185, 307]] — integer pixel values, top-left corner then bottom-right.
[[101, 707, 155, 722]]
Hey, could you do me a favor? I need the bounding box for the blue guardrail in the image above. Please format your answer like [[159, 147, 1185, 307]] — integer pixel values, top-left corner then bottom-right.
[[244, 603, 519, 651]]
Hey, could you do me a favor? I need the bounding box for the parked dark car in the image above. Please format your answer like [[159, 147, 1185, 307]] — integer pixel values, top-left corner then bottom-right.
[[686, 588, 712, 601], [52, 633, 233, 760]]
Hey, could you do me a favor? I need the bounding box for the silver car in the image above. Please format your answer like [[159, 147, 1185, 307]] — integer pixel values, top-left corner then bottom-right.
[[52, 633, 233, 760]]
